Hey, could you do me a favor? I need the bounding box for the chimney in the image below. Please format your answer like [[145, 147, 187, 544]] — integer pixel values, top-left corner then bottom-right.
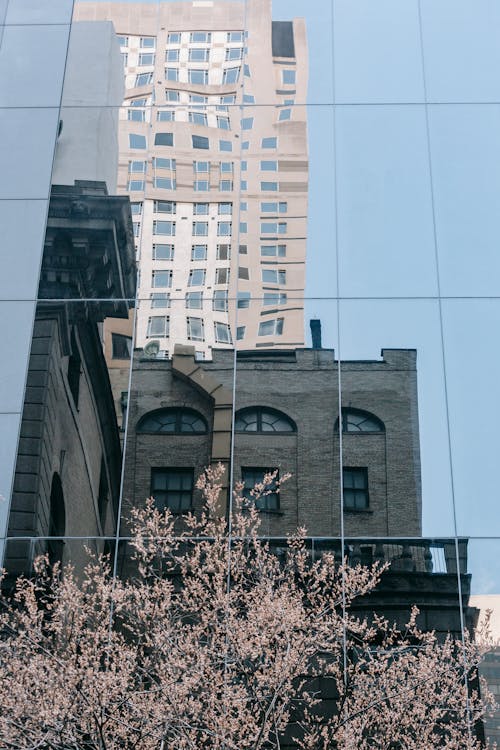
[[310, 319, 322, 349]]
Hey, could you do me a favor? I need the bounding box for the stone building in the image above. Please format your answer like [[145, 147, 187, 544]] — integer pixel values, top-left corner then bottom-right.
[[3, 181, 136, 582]]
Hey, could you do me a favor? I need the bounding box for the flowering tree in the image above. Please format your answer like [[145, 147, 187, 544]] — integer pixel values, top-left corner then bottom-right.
[[0, 465, 495, 749]]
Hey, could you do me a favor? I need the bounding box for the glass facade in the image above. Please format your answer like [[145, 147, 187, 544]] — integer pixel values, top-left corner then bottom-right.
[[2, 0, 500, 743]]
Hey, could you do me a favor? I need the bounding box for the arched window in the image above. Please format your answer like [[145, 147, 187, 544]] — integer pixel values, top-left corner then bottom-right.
[[235, 407, 296, 433], [335, 408, 385, 433], [137, 407, 207, 434]]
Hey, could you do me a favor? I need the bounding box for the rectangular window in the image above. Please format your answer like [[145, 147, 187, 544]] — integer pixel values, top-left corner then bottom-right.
[[261, 244, 286, 257], [129, 133, 146, 149], [261, 181, 278, 191], [188, 269, 206, 286], [188, 68, 208, 85], [193, 202, 209, 215], [186, 291, 203, 309], [154, 200, 176, 214], [193, 180, 209, 192], [242, 468, 279, 511], [189, 111, 208, 126], [147, 315, 170, 337], [128, 109, 145, 122], [343, 468, 369, 510], [140, 36, 156, 48], [151, 292, 170, 308], [239, 244, 248, 254], [192, 221, 208, 236], [131, 202, 143, 215], [191, 244, 207, 260], [217, 221, 232, 236], [157, 109, 175, 121], [263, 292, 287, 306], [187, 317, 204, 341], [190, 93, 208, 107], [262, 137, 277, 148], [282, 69, 296, 85], [112, 333, 132, 359], [215, 268, 229, 285], [127, 180, 144, 191], [129, 160, 146, 173], [166, 90, 180, 102], [261, 160, 277, 171], [219, 180, 233, 192], [278, 108, 291, 121], [220, 161, 233, 174], [117, 35, 128, 47], [237, 291, 250, 308], [258, 318, 284, 336], [261, 222, 287, 234], [240, 222, 248, 233], [223, 67, 240, 84], [165, 48, 179, 62], [214, 322, 232, 344], [155, 132, 174, 146], [167, 32, 181, 44], [151, 468, 193, 512], [189, 48, 209, 62], [133, 222, 141, 237], [241, 117, 253, 130], [152, 270, 173, 288], [218, 202, 232, 215], [227, 31, 244, 42], [216, 244, 230, 260], [165, 67, 179, 82], [152, 243, 174, 260], [213, 290, 228, 312], [153, 220, 175, 236], [138, 53, 155, 65], [219, 139, 232, 152], [237, 325, 245, 341], [135, 72, 153, 86], [238, 267, 249, 280], [192, 135, 209, 149], [262, 268, 286, 284], [217, 116, 230, 130], [243, 94, 255, 104], [154, 177, 176, 189], [225, 47, 243, 60], [190, 32, 211, 43], [194, 161, 210, 173], [130, 98, 147, 107]]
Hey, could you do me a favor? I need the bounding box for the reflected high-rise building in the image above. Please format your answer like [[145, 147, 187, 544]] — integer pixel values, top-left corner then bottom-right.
[[74, 0, 308, 357]]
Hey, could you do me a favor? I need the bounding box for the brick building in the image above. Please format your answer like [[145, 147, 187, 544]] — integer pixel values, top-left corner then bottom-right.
[[122, 341, 421, 538]]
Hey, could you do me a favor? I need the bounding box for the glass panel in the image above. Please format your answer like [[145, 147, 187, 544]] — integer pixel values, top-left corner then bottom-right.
[[8, 299, 135, 557], [5, 0, 73, 24], [428, 104, 500, 296], [442, 300, 500, 537], [0, 301, 36, 413], [268, 0, 333, 104], [333, 0, 424, 104], [0, 24, 69, 106], [0, 108, 59, 199], [335, 105, 438, 297], [123, 294, 235, 529], [420, 0, 500, 103], [339, 299, 455, 538], [0, 200, 48, 300]]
